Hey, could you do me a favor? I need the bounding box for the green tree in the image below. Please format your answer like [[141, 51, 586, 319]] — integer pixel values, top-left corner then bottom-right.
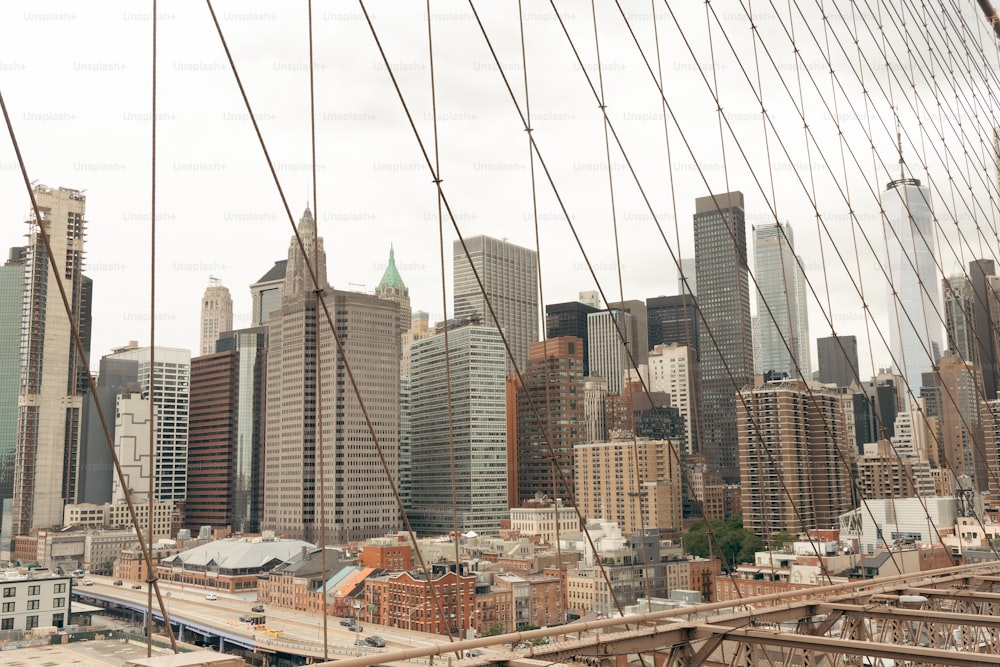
[[681, 517, 762, 570]]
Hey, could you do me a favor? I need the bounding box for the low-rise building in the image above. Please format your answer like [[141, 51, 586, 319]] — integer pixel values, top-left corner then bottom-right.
[[364, 568, 477, 635], [157, 537, 313, 593], [0, 569, 72, 631]]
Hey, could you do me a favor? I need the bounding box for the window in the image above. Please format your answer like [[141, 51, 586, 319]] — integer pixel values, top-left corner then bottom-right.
[[1, 602, 13, 613], [53, 598, 64, 608], [54, 583, 66, 593], [2, 587, 13, 598], [0, 618, 12, 630], [25, 615, 38, 631], [27, 585, 40, 596], [27, 600, 40, 610]]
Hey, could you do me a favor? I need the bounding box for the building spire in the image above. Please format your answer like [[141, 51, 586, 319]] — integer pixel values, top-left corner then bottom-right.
[[377, 243, 406, 292]]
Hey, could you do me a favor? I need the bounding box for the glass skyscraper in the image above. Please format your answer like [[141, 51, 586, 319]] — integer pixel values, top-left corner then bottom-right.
[[752, 222, 810, 379], [883, 176, 942, 399], [408, 323, 507, 535]]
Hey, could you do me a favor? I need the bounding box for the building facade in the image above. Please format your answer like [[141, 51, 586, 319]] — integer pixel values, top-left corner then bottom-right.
[[883, 176, 942, 397], [816, 334, 859, 387], [738, 379, 854, 536], [545, 301, 599, 375], [587, 309, 634, 397], [646, 294, 699, 355], [104, 344, 191, 504], [694, 191, 753, 482], [574, 437, 683, 534], [0, 248, 26, 541], [263, 208, 401, 542], [409, 323, 507, 535], [453, 235, 539, 374], [13, 185, 92, 534], [0, 571, 71, 631], [199, 278, 233, 356], [752, 222, 810, 379], [647, 343, 700, 454], [511, 337, 586, 507]]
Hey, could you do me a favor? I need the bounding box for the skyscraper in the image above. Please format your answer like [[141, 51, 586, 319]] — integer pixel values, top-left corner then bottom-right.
[[694, 191, 752, 482], [587, 309, 635, 396], [752, 222, 810, 379], [199, 278, 233, 356], [883, 174, 942, 399], [409, 322, 507, 535], [607, 299, 649, 368], [77, 357, 139, 505], [13, 185, 91, 534], [375, 244, 411, 339], [545, 301, 598, 375], [648, 343, 700, 455], [969, 259, 999, 401], [0, 248, 27, 535], [817, 334, 860, 387], [104, 344, 191, 504], [249, 260, 287, 328], [677, 257, 697, 296], [738, 378, 853, 536], [263, 207, 401, 542], [646, 294, 699, 354], [511, 337, 585, 507], [453, 235, 539, 374], [213, 327, 268, 534]]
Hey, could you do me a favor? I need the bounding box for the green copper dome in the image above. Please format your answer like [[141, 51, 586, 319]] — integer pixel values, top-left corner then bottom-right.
[[378, 244, 407, 291]]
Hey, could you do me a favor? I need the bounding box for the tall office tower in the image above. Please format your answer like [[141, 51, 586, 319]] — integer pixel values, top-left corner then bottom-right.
[[511, 337, 585, 507], [0, 248, 27, 534], [264, 208, 401, 542], [375, 244, 411, 339], [984, 397, 1000, 499], [883, 173, 942, 397], [409, 323, 507, 535], [249, 259, 287, 327], [943, 274, 975, 364], [738, 378, 853, 536], [587, 309, 635, 396], [187, 349, 239, 532], [648, 343, 700, 455], [607, 300, 649, 368], [646, 295, 699, 354], [935, 352, 987, 491], [12, 186, 91, 534], [104, 344, 191, 504], [574, 436, 683, 534], [77, 357, 140, 505], [453, 235, 539, 374], [199, 277, 233, 356], [110, 393, 152, 503], [694, 191, 753, 483], [579, 290, 601, 309], [970, 259, 999, 401], [678, 257, 697, 296], [583, 377, 608, 443], [545, 301, 599, 375], [817, 334, 860, 387], [752, 222, 810, 379], [213, 327, 268, 534]]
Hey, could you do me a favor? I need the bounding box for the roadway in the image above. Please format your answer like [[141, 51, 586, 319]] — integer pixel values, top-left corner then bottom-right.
[[73, 574, 480, 659]]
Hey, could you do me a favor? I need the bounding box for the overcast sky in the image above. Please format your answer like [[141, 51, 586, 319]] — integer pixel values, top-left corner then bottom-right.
[[1, 0, 998, 387]]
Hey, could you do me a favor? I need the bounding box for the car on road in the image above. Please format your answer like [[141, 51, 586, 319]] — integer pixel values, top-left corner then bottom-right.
[[340, 618, 354, 627], [132, 584, 142, 590], [366, 636, 385, 648], [251, 604, 265, 612], [205, 593, 218, 601], [113, 580, 123, 586], [81, 579, 94, 586], [467, 650, 485, 657]]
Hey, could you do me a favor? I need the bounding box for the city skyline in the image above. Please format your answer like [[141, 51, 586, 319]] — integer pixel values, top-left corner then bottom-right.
[[1, 2, 993, 385]]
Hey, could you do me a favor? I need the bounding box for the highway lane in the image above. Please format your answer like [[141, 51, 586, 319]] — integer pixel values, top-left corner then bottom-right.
[[75, 574, 485, 657]]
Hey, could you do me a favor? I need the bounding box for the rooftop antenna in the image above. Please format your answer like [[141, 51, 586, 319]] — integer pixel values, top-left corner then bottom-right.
[[209, 275, 221, 286], [896, 115, 905, 180]]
